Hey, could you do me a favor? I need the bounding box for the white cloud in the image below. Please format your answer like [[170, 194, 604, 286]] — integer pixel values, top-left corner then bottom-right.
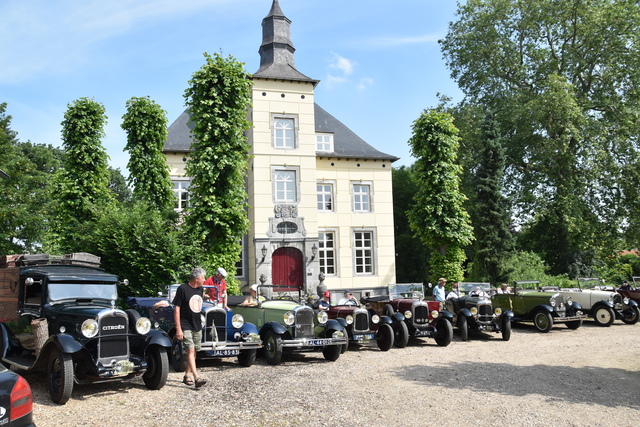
[[328, 52, 354, 76]]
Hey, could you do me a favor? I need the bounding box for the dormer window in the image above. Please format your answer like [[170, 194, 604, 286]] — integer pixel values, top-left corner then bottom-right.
[[316, 134, 334, 151]]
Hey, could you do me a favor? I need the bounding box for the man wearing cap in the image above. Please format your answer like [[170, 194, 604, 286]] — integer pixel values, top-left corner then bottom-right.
[[318, 291, 331, 310], [338, 290, 359, 306], [433, 278, 447, 302], [204, 267, 229, 310]]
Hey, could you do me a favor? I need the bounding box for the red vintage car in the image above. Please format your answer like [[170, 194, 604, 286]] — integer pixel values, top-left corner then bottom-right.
[[325, 301, 394, 352], [365, 284, 454, 347]]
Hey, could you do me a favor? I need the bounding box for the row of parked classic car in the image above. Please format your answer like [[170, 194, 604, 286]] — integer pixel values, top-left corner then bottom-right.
[[1, 253, 639, 415]]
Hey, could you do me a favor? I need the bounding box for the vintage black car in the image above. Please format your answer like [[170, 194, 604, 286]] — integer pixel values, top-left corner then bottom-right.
[[0, 361, 34, 426], [127, 284, 262, 370], [444, 282, 513, 341], [324, 291, 394, 352], [232, 285, 347, 365], [365, 283, 454, 347], [0, 254, 171, 404]]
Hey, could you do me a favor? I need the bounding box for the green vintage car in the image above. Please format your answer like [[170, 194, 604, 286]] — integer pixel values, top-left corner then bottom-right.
[[231, 286, 347, 365], [492, 280, 586, 332]]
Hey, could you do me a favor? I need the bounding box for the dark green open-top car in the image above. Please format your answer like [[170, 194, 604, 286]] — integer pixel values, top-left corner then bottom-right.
[[231, 285, 347, 365], [491, 280, 586, 332]]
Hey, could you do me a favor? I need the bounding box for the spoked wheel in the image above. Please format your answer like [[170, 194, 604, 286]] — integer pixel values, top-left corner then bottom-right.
[[263, 330, 283, 365], [376, 323, 394, 351], [143, 345, 169, 390], [593, 306, 615, 327], [533, 311, 553, 332], [48, 348, 74, 405]]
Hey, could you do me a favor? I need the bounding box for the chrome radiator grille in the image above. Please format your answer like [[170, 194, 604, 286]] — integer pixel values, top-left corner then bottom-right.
[[353, 311, 369, 332], [204, 309, 227, 342], [413, 305, 429, 324], [99, 315, 128, 359], [295, 308, 314, 338]]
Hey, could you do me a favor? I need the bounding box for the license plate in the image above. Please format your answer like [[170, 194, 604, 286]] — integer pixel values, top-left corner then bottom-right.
[[206, 349, 240, 357], [307, 339, 330, 346], [353, 333, 375, 341], [414, 330, 431, 337]]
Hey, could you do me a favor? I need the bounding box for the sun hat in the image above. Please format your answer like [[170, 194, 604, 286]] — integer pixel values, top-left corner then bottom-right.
[[250, 284, 258, 292], [216, 267, 227, 277]]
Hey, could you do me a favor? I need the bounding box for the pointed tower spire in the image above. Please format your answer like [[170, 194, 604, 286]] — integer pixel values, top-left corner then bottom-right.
[[254, 0, 318, 86]]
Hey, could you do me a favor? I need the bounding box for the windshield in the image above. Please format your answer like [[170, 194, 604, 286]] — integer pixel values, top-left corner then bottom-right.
[[578, 278, 602, 289], [459, 282, 491, 294], [48, 282, 118, 302], [389, 283, 424, 300]]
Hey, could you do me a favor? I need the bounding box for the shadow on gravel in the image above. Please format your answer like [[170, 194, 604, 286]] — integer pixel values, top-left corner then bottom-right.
[[394, 360, 640, 408]]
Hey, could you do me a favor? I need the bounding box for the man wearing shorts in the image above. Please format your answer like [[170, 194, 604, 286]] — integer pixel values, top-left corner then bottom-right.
[[173, 267, 207, 388]]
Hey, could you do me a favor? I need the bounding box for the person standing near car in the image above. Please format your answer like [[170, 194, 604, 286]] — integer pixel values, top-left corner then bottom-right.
[[204, 267, 229, 310], [174, 267, 207, 388], [433, 278, 447, 302]]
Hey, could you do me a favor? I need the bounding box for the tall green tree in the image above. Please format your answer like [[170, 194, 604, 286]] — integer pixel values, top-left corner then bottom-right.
[[440, 0, 640, 275], [122, 96, 174, 210], [407, 109, 474, 283], [183, 52, 252, 293], [392, 165, 430, 283], [468, 112, 514, 283], [108, 167, 132, 204], [0, 103, 65, 253], [51, 97, 113, 251]]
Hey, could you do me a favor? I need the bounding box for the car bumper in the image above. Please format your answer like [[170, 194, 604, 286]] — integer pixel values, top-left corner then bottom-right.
[[200, 341, 263, 357], [281, 336, 348, 349], [553, 314, 587, 322]]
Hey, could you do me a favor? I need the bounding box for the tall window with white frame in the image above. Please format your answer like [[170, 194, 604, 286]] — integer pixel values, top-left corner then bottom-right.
[[274, 118, 295, 149], [274, 170, 297, 203], [172, 179, 190, 212], [352, 183, 371, 212], [353, 230, 374, 274], [317, 182, 334, 211], [318, 231, 336, 275]]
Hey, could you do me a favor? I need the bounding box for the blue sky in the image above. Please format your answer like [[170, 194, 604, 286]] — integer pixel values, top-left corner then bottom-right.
[[1, 0, 464, 174]]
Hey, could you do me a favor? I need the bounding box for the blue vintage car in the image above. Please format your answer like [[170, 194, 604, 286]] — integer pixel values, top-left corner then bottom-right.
[[127, 284, 262, 370]]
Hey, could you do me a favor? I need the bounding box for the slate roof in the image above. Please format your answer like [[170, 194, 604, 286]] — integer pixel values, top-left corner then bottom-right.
[[164, 104, 398, 162]]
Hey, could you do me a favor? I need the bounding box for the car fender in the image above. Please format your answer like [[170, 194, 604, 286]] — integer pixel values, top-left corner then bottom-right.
[[627, 299, 639, 308], [523, 305, 554, 320], [378, 315, 393, 325], [259, 321, 288, 337], [239, 321, 260, 336], [459, 308, 473, 319], [591, 301, 614, 313], [439, 310, 454, 322], [323, 319, 344, 332], [335, 317, 349, 328], [145, 329, 172, 348], [501, 310, 514, 319], [391, 312, 405, 324]]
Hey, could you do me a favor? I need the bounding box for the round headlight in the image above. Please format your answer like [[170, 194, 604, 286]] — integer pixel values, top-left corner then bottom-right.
[[404, 310, 412, 319], [283, 311, 295, 326], [470, 307, 478, 315], [136, 317, 152, 335], [430, 310, 439, 319], [494, 307, 502, 315], [232, 314, 245, 329], [624, 297, 630, 305], [81, 319, 99, 338], [371, 314, 380, 324], [345, 315, 354, 325], [317, 311, 328, 324], [549, 298, 556, 307], [566, 297, 573, 305]]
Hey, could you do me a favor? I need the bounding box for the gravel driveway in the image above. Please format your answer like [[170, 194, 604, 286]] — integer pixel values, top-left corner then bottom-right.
[[26, 320, 640, 426]]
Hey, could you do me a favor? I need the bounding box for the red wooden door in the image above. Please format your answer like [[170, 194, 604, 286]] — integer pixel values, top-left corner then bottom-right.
[[272, 247, 303, 291]]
